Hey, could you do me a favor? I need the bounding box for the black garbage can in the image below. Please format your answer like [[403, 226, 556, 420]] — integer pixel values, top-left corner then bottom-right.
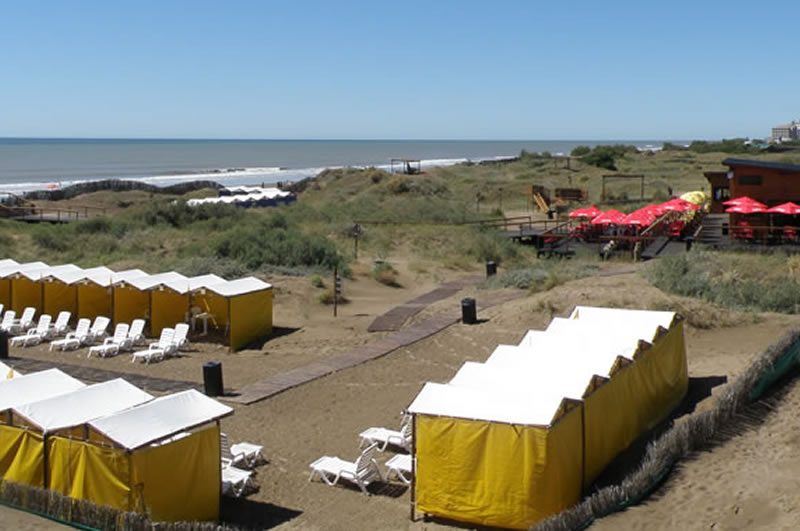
[[0, 330, 7, 360], [485, 261, 497, 277], [461, 297, 477, 325], [203, 361, 224, 397], [685, 236, 694, 252]]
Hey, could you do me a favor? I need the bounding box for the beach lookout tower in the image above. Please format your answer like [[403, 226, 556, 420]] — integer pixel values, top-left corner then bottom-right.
[[391, 158, 422, 175]]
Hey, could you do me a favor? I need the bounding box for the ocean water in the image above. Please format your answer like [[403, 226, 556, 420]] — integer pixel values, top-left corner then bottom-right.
[[0, 138, 673, 193]]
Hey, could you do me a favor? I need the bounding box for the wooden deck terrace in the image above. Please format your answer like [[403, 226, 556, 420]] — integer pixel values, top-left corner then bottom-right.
[[1, 205, 106, 224]]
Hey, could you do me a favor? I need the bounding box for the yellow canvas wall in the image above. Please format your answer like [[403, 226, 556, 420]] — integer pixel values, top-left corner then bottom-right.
[[48, 426, 220, 522], [113, 285, 150, 327], [0, 426, 44, 487], [43, 281, 77, 318], [11, 277, 42, 313], [229, 288, 272, 351], [582, 324, 688, 485], [415, 406, 583, 529], [0, 279, 10, 309], [151, 290, 189, 337], [48, 436, 131, 510], [77, 284, 112, 321]]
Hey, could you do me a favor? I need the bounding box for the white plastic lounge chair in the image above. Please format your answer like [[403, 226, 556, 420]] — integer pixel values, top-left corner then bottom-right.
[[131, 327, 175, 364], [50, 311, 72, 337], [358, 416, 412, 452], [221, 432, 265, 469], [49, 318, 91, 351], [385, 454, 413, 485], [85, 316, 110, 345], [222, 464, 254, 497], [11, 307, 36, 334], [308, 442, 383, 495], [10, 314, 52, 347], [122, 319, 146, 350], [172, 322, 190, 352], [88, 323, 129, 358], [0, 311, 14, 333]]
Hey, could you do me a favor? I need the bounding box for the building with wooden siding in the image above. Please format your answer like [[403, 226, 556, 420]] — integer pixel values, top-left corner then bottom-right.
[[705, 158, 800, 214]]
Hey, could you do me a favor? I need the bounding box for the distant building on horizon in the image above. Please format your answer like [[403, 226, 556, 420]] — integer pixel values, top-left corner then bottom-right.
[[770, 120, 799, 142]]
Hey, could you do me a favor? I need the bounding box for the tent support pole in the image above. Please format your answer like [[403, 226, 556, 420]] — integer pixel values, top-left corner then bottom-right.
[[409, 414, 417, 522], [42, 433, 49, 489], [580, 403, 586, 494]]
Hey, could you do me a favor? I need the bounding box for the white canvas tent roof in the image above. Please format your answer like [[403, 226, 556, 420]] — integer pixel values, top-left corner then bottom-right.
[[0, 261, 49, 279], [112, 269, 148, 283], [199, 277, 271, 297], [89, 389, 233, 450], [13, 378, 153, 433], [18, 264, 82, 281], [567, 306, 675, 329], [160, 274, 226, 295], [121, 272, 189, 291], [0, 369, 85, 411], [0, 259, 18, 269]]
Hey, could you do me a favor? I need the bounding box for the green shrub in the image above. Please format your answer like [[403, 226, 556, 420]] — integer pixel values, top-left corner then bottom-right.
[[372, 262, 400, 287], [32, 225, 69, 252], [571, 146, 591, 157], [311, 274, 325, 288]]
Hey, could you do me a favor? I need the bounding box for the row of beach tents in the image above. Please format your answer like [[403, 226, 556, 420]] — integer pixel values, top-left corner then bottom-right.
[[0, 367, 232, 521], [188, 186, 295, 208], [0, 259, 272, 351], [406, 306, 689, 529]]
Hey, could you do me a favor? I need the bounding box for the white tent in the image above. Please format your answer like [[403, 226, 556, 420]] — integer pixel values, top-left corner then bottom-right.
[[0, 369, 85, 410], [202, 277, 271, 297], [13, 378, 153, 433]]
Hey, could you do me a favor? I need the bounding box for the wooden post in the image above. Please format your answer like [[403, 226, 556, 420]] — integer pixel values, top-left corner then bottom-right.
[[640, 176, 644, 200], [333, 267, 339, 318], [601, 176, 606, 201]]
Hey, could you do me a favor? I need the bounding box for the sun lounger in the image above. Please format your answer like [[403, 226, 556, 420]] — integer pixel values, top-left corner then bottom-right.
[[131, 327, 175, 364], [222, 463, 255, 497], [308, 442, 382, 495], [10, 314, 52, 347], [358, 416, 412, 452], [0, 311, 14, 333], [50, 311, 72, 337], [221, 432, 265, 469], [172, 322, 190, 352], [49, 318, 91, 351], [385, 454, 413, 485], [122, 319, 146, 350], [85, 316, 110, 345], [10, 307, 36, 334], [88, 323, 129, 358]]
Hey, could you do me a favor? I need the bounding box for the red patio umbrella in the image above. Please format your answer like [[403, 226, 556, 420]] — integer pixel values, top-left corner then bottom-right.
[[723, 196, 766, 209], [660, 198, 699, 212], [767, 202, 800, 215], [620, 210, 656, 226], [725, 204, 766, 214], [590, 209, 625, 225], [568, 205, 603, 218]]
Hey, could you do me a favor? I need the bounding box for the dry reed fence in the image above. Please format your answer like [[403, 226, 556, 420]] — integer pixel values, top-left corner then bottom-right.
[[0, 480, 241, 530], [533, 328, 800, 531]]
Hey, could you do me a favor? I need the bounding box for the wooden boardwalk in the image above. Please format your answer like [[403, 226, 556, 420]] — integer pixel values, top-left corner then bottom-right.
[[227, 290, 524, 405], [6, 357, 200, 394], [367, 275, 482, 332]]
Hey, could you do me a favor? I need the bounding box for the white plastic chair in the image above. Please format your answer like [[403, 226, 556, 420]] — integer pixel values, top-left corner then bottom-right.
[[49, 318, 91, 351], [88, 323, 129, 358], [50, 311, 72, 337], [10, 314, 52, 347], [0, 311, 14, 333], [11, 307, 36, 334], [122, 319, 146, 350], [172, 322, 190, 352], [222, 464, 254, 497], [85, 316, 110, 345], [221, 432, 264, 469], [131, 327, 175, 364], [309, 442, 383, 495], [358, 416, 412, 452], [385, 454, 413, 485]]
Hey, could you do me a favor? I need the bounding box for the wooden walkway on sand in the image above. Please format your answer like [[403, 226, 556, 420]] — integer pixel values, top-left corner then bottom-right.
[[5, 356, 201, 394], [367, 275, 483, 332], [226, 290, 525, 405]]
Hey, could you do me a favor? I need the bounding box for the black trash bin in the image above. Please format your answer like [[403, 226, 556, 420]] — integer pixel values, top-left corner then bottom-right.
[[0, 330, 7, 360], [685, 236, 694, 252], [203, 361, 224, 397], [461, 297, 477, 325], [485, 261, 497, 277]]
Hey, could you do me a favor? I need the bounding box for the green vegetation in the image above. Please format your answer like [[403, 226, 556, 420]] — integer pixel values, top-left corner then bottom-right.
[[643, 250, 800, 313], [484, 260, 601, 292], [372, 262, 400, 287], [578, 144, 638, 171], [687, 138, 759, 154]]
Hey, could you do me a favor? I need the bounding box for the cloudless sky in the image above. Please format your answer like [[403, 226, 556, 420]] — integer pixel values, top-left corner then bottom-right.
[[1, 0, 798, 140]]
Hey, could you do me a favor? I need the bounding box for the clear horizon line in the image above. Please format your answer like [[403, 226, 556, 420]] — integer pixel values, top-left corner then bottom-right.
[[0, 136, 704, 142]]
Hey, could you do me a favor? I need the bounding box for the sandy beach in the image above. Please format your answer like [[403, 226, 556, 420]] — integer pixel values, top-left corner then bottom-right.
[[6, 265, 800, 530]]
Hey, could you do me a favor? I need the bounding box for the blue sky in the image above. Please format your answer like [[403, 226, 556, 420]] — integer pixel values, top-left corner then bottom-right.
[[2, 1, 798, 140]]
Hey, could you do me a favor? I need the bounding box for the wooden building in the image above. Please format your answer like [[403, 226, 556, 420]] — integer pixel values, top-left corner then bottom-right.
[[705, 158, 800, 213]]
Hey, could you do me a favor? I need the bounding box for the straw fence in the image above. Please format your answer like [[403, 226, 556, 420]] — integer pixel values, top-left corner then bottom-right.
[[0, 480, 240, 531], [533, 328, 800, 530]]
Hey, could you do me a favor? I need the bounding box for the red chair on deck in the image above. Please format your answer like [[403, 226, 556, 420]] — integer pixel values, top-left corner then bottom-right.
[[783, 225, 797, 244], [734, 221, 754, 241]]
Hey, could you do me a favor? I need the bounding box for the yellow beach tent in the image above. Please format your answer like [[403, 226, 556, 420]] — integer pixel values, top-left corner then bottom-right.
[[145, 274, 224, 337], [48, 390, 232, 522], [109, 269, 149, 325], [0, 259, 19, 309], [0, 262, 48, 313], [407, 306, 688, 529], [191, 277, 273, 351], [5, 379, 152, 488], [0, 369, 86, 485], [118, 272, 189, 336]]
